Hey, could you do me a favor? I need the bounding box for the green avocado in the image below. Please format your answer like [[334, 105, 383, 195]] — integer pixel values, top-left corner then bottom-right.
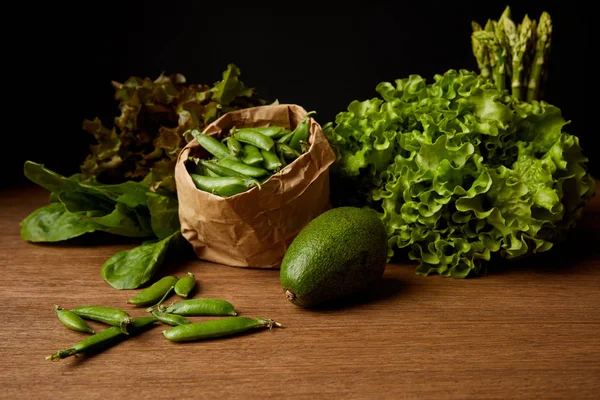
[[280, 206, 388, 308]]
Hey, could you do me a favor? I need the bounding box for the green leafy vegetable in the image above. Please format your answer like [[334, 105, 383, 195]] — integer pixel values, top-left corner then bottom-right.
[[80, 64, 270, 192], [101, 231, 180, 289], [146, 192, 180, 240], [20, 203, 103, 242], [324, 69, 595, 278]]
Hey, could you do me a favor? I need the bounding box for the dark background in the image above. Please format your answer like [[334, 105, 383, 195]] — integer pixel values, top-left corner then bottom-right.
[[6, 1, 594, 188]]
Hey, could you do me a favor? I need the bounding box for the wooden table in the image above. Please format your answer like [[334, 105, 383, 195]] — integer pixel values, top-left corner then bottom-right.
[[1, 183, 598, 399]]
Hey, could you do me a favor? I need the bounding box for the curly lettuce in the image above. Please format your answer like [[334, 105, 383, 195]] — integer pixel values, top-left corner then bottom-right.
[[324, 69, 595, 278]]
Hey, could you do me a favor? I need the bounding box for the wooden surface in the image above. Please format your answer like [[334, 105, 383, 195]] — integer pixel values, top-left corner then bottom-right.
[[1, 183, 599, 400]]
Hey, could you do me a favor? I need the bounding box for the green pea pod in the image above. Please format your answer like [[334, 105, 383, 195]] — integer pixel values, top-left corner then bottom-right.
[[199, 159, 262, 189], [174, 272, 196, 298], [217, 158, 269, 178], [233, 130, 275, 151], [46, 316, 158, 361], [289, 111, 316, 152], [165, 298, 238, 316], [190, 174, 257, 198], [190, 130, 236, 160], [232, 126, 286, 138], [55, 305, 95, 334], [241, 144, 264, 166], [225, 136, 244, 155], [261, 149, 283, 171], [277, 143, 302, 161], [277, 130, 294, 144], [162, 316, 282, 342], [70, 306, 134, 335], [127, 275, 179, 307], [151, 310, 190, 326]]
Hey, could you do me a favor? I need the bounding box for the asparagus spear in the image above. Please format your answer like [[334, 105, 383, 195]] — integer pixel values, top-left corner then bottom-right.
[[527, 11, 552, 102], [473, 20, 507, 91], [471, 21, 491, 79], [509, 15, 536, 101]]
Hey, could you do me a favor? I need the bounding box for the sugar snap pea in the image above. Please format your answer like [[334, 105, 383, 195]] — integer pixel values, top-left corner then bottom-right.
[[162, 316, 282, 342], [225, 136, 243, 155], [199, 159, 261, 189], [150, 310, 190, 326], [127, 275, 179, 307], [289, 111, 316, 152], [174, 272, 196, 298], [54, 305, 95, 334], [276, 143, 302, 160], [190, 130, 236, 160], [240, 144, 264, 166], [46, 316, 158, 361], [233, 129, 275, 151], [164, 298, 237, 316], [70, 306, 134, 335], [190, 174, 258, 197], [217, 158, 269, 178], [260, 149, 283, 171], [277, 130, 294, 144]]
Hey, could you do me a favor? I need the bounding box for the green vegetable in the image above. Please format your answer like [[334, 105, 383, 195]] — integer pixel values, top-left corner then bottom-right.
[[216, 158, 269, 178], [162, 316, 281, 342], [233, 129, 275, 151], [127, 275, 179, 306], [46, 316, 157, 361], [174, 273, 196, 298], [323, 69, 595, 278], [190, 174, 258, 197], [150, 310, 190, 326], [54, 305, 95, 334], [190, 130, 236, 160], [471, 6, 552, 102], [240, 144, 264, 166], [164, 298, 237, 316], [70, 306, 134, 334], [280, 207, 388, 308], [288, 111, 315, 152], [80, 64, 270, 192], [260, 149, 283, 171], [101, 231, 182, 289]]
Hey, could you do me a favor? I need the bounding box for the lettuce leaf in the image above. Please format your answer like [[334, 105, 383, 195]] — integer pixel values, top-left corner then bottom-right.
[[324, 69, 596, 278]]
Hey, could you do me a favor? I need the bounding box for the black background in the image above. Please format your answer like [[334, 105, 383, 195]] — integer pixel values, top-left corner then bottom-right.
[[7, 1, 594, 188]]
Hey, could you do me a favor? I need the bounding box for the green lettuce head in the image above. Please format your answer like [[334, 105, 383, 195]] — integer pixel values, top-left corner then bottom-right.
[[323, 69, 595, 278]]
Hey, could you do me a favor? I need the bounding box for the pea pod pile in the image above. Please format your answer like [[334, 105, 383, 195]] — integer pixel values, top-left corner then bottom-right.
[[47, 272, 282, 361], [186, 112, 315, 198]]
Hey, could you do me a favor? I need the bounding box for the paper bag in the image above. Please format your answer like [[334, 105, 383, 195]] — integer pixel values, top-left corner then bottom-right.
[[174, 104, 336, 268]]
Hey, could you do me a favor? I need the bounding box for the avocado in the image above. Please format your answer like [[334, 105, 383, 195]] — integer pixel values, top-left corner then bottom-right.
[[280, 206, 388, 308]]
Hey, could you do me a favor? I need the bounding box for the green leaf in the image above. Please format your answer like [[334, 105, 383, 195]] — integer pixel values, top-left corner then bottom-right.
[[78, 179, 150, 208], [24, 161, 81, 193], [212, 64, 254, 106], [146, 192, 180, 239], [20, 203, 102, 242], [101, 231, 180, 289]]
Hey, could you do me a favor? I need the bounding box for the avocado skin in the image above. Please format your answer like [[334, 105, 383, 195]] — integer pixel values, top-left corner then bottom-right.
[[280, 206, 388, 308]]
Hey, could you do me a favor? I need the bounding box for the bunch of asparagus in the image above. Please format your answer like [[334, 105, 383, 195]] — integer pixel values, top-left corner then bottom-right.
[[471, 6, 552, 102]]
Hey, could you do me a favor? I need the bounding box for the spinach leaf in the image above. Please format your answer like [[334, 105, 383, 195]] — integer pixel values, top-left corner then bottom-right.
[[20, 203, 102, 242], [146, 192, 180, 239], [24, 161, 82, 194], [101, 231, 180, 289]]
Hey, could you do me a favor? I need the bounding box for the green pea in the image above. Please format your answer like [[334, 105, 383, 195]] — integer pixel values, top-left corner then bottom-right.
[[240, 144, 264, 166], [233, 129, 275, 151], [54, 305, 95, 334], [162, 316, 282, 342], [174, 272, 196, 298], [190, 174, 258, 197], [46, 316, 158, 361], [217, 158, 269, 178], [232, 126, 285, 138], [127, 276, 179, 307], [190, 130, 236, 160], [151, 310, 190, 326], [260, 149, 283, 171], [70, 306, 134, 335], [224, 136, 244, 155], [289, 111, 316, 152], [165, 298, 237, 316]]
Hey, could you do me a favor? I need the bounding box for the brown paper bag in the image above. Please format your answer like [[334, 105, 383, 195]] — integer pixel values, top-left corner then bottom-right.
[[174, 104, 336, 268]]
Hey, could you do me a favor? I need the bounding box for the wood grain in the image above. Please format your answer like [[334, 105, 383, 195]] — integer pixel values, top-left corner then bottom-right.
[[1, 183, 598, 400]]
